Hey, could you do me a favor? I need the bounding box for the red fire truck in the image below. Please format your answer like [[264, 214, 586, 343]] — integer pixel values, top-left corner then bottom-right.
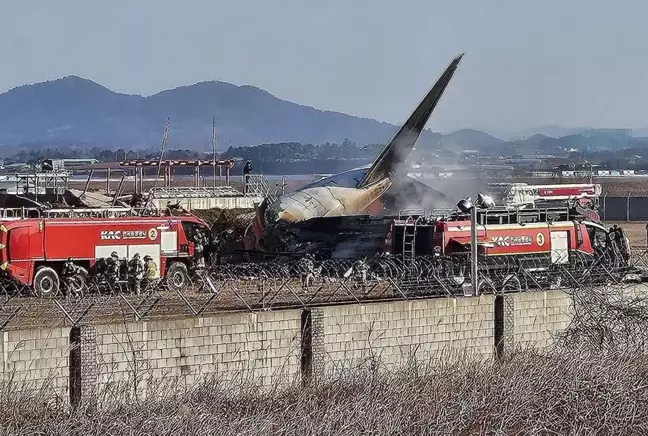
[[384, 197, 631, 290], [388, 207, 628, 264], [0, 214, 211, 295]]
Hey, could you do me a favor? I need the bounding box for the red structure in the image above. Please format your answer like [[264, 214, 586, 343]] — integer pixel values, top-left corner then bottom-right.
[[120, 159, 237, 193]]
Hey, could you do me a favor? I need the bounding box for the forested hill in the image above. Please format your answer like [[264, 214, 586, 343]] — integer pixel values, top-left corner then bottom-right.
[[0, 76, 413, 147]]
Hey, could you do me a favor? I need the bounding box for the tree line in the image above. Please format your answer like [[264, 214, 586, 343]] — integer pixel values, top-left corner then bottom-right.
[[1, 140, 384, 166]]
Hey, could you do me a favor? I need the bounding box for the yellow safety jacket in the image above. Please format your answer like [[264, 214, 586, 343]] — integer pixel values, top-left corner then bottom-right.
[[145, 261, 158, 279]]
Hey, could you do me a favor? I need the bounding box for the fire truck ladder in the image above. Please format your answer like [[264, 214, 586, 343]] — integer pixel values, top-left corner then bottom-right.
[[398, 209, 427, 261]]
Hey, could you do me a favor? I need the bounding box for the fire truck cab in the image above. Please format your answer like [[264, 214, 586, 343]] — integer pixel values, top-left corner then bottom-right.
[[0, 214, 211, 295]]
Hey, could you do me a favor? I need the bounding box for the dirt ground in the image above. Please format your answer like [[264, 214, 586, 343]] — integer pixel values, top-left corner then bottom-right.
[[606, 221, 647, 247]]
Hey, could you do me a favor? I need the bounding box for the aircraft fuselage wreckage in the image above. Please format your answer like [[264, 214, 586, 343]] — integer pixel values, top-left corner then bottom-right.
[[244, 53, 464, 255]]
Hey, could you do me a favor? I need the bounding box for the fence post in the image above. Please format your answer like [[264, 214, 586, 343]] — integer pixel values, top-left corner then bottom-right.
[[627, 195, 630, 222]]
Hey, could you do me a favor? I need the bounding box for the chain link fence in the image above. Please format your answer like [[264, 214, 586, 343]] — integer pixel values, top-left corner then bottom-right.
[[602, 196, 648, 221]]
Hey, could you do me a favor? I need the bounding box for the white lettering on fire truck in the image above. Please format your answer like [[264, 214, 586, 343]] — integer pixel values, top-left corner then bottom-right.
[[100, 230, 121, 240], [123, 230, 146, 239], [492, 235, 533, 247]]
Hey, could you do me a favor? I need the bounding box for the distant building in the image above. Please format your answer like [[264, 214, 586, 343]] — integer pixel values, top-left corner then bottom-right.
[[521, 154, 555, 159], [50, 158, 100, 171]]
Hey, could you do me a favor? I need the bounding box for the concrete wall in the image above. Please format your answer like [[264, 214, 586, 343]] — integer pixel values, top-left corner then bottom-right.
[[0, 289, 599, 402], [505, 290, 573, 350], [88, 311, 302, 397], [0, 327, 70, 395], [312, 297, 495, 377]]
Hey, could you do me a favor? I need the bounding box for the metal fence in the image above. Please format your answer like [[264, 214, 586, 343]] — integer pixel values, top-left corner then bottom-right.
[[602, 196, 648, 221], [0, 248, 645, 331]]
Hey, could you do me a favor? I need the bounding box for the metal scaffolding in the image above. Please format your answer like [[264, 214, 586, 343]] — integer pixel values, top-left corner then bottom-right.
[[120, 159, 236, 194], [15, 171, 70, 201]]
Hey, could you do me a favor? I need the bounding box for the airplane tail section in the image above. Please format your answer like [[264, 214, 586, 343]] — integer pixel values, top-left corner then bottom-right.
[[357, 53, 464, 189]]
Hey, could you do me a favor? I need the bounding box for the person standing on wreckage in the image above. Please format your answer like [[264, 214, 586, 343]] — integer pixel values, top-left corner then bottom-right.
[[354, 256, 370, 285], [193, 231, 206, 269], [297, 253, 316, 291]]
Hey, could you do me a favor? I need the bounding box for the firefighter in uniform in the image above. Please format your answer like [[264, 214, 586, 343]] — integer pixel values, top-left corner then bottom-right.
[[353, 256, 370, 285], [143, 255, 158, 290], [127, 253, 145, 295], [297, 253, 315, 291], [61, 257, 82, 297], [106, 251, 121, 289], [194, 231, 206, 269], [243, 160, 252, 194]]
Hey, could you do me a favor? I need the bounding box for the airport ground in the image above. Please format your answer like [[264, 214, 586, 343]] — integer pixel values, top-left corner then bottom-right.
[[608, 221, 647, 246]]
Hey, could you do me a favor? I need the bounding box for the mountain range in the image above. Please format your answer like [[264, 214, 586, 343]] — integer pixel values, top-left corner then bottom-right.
[[0, 76, 428, 149], [0, 75, 632, 151]]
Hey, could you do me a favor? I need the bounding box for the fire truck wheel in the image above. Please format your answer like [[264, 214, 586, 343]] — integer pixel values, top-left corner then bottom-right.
[[166, 262, 189, 291], [33, 267, 60, 297]]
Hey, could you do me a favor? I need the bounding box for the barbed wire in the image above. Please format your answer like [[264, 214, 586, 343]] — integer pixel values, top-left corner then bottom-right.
[[0, 248, 646, 330]]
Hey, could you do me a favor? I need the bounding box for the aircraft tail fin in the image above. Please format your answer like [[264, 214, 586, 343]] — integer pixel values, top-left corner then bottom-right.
[[357, 53, 464, 189]]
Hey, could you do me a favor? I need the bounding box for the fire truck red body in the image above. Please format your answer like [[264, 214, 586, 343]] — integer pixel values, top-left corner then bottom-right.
[[0, 214, 211, 293], [381, 183, 628, 280], [379, 208, 632, 296]]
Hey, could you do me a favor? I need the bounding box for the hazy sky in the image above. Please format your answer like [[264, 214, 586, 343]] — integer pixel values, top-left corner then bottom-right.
[[1, 0, 647, 134]]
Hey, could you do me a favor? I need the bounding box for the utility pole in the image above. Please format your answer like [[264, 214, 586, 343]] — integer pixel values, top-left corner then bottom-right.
[[470, 204, 479, 296], [153, 118, 170, 191], [212, 117, 217, 195]]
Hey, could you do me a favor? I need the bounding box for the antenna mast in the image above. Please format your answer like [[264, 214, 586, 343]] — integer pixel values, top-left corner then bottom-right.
[[153, 117, 170, 190], [212, 117, 217, 194]]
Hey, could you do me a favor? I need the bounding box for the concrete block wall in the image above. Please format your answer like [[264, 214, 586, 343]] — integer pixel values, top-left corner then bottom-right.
[[505, 291, 573, 350], [0, 288, 600, 403], [0, 327, 71, 395], [89, 310, 302, 397], [312, 297, 495, 376]]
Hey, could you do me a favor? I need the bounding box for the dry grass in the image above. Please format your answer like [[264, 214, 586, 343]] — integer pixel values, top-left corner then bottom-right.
[[3, 350, 648, 435], [1, 288, 648, 434]]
